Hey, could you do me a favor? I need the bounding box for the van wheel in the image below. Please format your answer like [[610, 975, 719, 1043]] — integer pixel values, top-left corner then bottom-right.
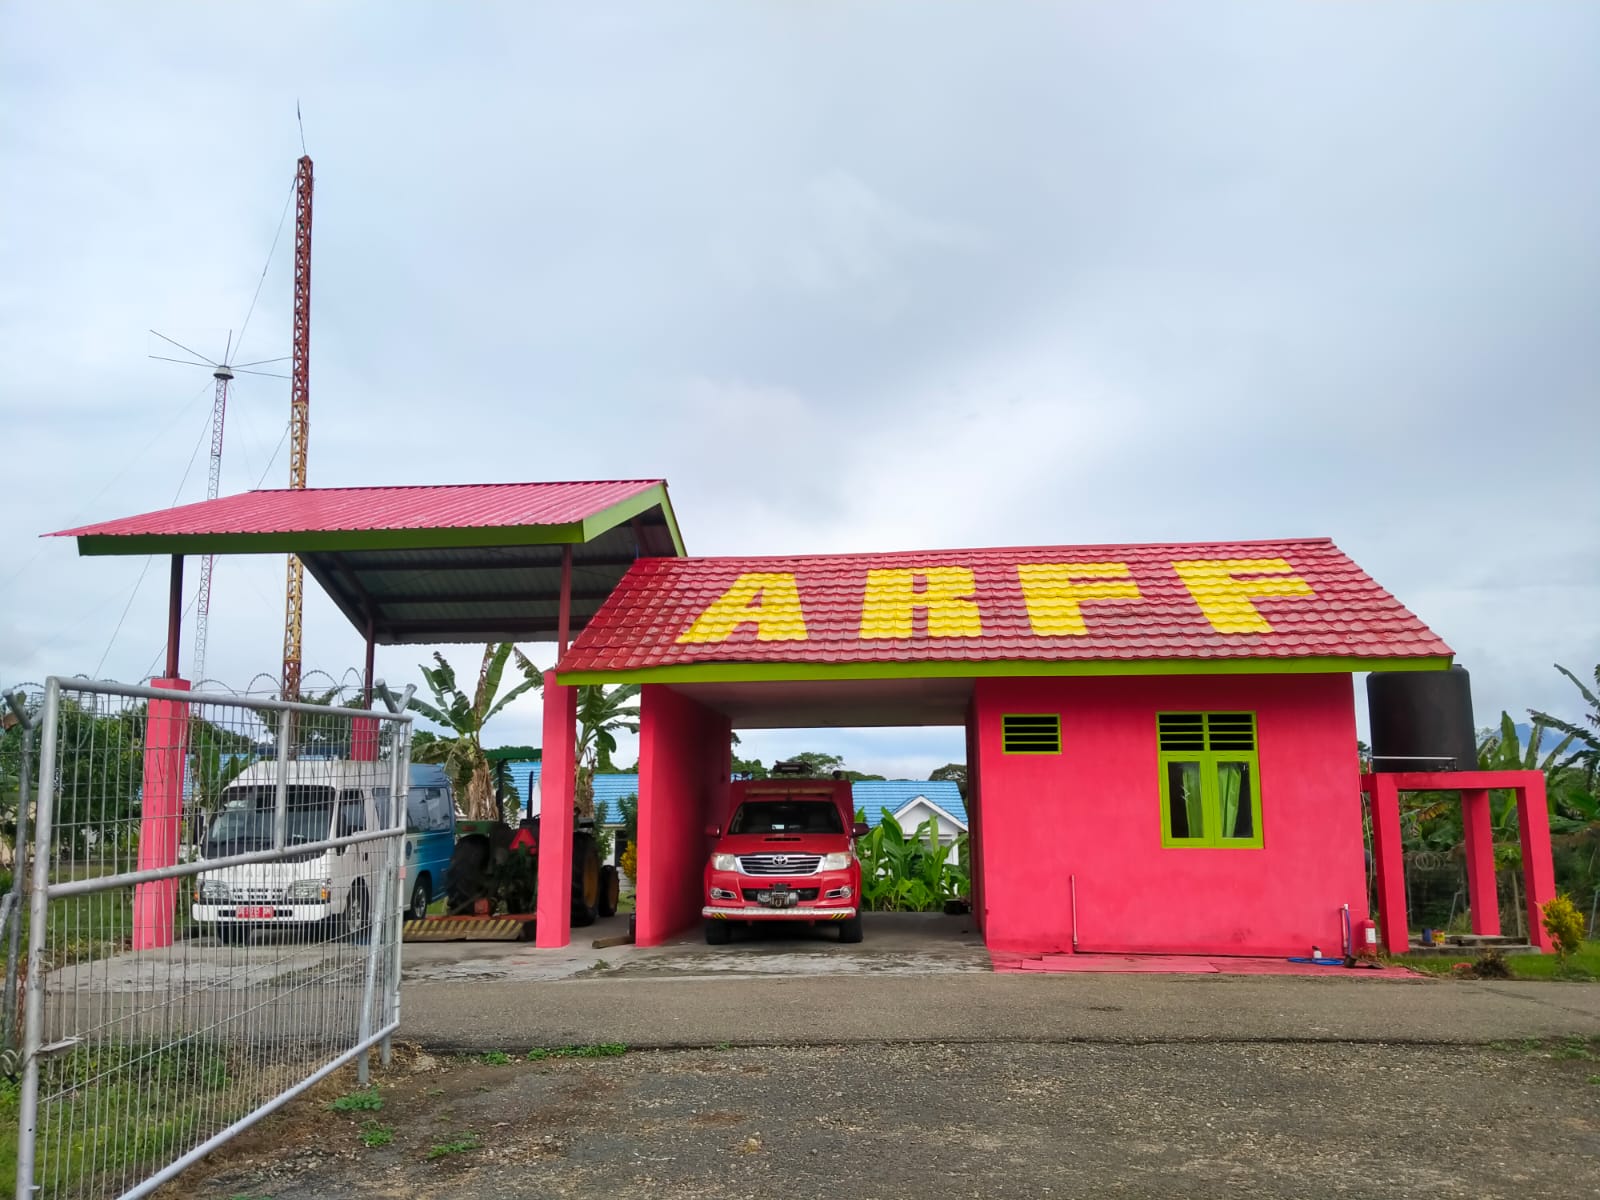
[[217, 924, 249, 946], [344, 883, 371, 942], [705, 920, 732, 945], [407, 874, 432, 921], [597, 865, 620, 919], [571, 834, 601, 928]]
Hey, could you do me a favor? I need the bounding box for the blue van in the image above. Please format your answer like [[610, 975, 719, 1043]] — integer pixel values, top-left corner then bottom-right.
[[402, 764, 456, 918]]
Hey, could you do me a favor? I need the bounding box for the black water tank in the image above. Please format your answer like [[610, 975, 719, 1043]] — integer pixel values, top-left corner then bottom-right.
[[1367, 666, 1476, 772]]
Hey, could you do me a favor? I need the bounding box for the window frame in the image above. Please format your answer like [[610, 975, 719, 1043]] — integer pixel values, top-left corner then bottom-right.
[[1156, 712, 1264, 850]]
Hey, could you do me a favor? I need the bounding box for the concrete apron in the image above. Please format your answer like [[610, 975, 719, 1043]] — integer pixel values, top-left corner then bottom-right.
[[400, 910, 992, 984]]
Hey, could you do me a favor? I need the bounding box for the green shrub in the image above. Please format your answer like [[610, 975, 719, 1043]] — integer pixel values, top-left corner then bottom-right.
[[1542, 893, 1585, 963]]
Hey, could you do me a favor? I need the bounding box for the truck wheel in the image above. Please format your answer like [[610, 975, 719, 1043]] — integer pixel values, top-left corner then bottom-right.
[[343, 882, 371, 942], [597, 864, 620, 919], [839, 914, 864, 944], [407, 874, 432, 921], [571, 833, 601, 927], [705, 919, 731, 945], [446, 834, 492, 915]]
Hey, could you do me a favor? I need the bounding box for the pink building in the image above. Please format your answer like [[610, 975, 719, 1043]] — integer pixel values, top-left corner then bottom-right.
[[555, 537, 1529, 957]]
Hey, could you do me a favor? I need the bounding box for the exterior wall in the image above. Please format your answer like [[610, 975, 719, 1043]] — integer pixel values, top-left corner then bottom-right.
[[973, 673, 1365, 956], [965, 696, 985, 934], [636, 685, 732, 946]]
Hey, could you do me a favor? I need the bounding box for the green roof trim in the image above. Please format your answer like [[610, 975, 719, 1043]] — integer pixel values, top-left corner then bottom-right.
[[556, 654, 1453, 686]]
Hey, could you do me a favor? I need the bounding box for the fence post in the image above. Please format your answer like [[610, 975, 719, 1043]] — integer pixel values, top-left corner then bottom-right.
[[3, 690, 37, 1050], [15, 679, 62, 1199], [379, 683, 413, 1070]]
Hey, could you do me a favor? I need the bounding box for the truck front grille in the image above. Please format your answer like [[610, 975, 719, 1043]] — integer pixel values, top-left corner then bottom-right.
[[737, 854, 822, 876]]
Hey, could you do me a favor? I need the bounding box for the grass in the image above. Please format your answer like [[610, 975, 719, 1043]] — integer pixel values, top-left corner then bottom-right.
[[360, 1123, 394, 1148], [525, 1043, 627, 1061], [1392, 941, 1600, 981], [328, 1088, 384, 1113], [478, 1050, 512, 1066], [426, 1134, 480, 1160], [1, 1040, 237, 1194]]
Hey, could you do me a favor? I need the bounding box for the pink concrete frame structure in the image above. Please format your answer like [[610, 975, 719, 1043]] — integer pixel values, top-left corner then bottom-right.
[[634, 686, 731, 946], [133, 678, 190, 950], [535, 671, 578, 948], [1362, 770, 1555, 954]]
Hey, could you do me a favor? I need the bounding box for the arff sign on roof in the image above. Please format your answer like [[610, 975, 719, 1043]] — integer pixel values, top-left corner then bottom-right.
[[557, 537, 1453, 682]]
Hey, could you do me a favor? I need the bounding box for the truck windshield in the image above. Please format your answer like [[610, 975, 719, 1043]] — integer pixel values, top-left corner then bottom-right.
[[202, 785, 337, 856], [729, 800, 843, 835]]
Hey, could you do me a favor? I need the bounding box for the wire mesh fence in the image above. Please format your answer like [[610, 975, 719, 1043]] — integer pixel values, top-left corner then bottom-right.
[[9, 677, 411, 1200]]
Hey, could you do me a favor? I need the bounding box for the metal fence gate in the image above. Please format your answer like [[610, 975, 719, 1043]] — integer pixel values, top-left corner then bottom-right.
[[9, 677, 412, 1199]]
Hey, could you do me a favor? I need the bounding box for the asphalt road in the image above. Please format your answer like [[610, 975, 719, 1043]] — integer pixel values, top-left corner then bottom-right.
[[185, 1038, 1600, 1200], [399, 970, 1600, 1050]]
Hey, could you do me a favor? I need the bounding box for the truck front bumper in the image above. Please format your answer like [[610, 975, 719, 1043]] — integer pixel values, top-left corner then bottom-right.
[[702, 905, 857, 920]]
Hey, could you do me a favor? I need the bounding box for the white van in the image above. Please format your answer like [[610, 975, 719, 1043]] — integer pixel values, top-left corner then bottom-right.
[[190, 759, 397, 943]]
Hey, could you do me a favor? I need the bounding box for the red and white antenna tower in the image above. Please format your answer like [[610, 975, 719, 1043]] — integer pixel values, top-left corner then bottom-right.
[[281, 153, 313, 706]]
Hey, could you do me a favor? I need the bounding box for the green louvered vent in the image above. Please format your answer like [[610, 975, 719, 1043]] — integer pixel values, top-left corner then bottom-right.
[[1002, 714, 1061, 755], [1159, 712, 1256, 752]]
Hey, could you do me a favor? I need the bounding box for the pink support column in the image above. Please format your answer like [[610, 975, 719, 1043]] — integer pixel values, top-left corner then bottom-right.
[[1515, 775, 1557, 952], [133, 678, 190, 951], [1364, 773, 1409, 954], [1459, 788, 1500, 936], [535, 670, 576, 948]]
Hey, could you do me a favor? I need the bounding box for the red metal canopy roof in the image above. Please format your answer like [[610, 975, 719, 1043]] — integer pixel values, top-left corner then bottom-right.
[[556, 537, 1452, 683], [47, 480, 685, 646], [50, 480, 678, 553]]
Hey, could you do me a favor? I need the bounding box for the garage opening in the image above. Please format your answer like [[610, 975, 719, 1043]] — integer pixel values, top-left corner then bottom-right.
[[630, 680, 989, 948]]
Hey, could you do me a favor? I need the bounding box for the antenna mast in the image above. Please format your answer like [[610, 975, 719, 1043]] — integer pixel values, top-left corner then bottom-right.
[[281, 154, 313, 705], [191, 360, 234, 680]]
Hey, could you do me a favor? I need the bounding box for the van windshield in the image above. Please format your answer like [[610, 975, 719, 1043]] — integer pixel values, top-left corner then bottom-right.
[[729, 800, 843, 835], [202, 785, 337, 856]]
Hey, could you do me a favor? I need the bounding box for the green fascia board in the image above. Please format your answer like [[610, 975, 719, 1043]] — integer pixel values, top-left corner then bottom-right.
[[557, 654, 1453, 686], [579, 484, 687, 556], [70, 484, 686, 558]]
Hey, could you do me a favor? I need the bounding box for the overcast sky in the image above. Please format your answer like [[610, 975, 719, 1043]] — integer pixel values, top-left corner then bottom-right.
[[3, 2, 1597, 778]]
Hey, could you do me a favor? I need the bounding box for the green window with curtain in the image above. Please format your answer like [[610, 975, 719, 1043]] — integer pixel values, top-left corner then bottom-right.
[[1157, 712, 1263, 849]]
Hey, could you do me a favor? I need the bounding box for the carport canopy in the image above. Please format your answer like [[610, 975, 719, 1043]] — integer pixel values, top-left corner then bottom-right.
[[49, 479, 686, 647]]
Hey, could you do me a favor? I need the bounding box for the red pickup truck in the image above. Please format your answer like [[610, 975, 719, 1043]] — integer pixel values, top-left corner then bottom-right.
[[702, 775, 865, 945]]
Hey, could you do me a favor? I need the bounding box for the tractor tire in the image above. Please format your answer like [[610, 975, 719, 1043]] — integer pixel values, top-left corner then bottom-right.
[[446, 834, 492, 915], [704, 919, 732, 945], [571, 833, 601, 927], [597, 864, 620, 919]]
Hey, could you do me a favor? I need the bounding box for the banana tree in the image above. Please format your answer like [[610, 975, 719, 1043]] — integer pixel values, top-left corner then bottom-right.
[[1530, 663, 1600, 793], [573, 684, 640, 818], [408, 644, 542, 820]]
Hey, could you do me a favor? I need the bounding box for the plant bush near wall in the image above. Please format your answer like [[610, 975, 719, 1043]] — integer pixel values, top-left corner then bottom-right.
[[853, 810, 969, 912], [1541, 893, 1585, 966]]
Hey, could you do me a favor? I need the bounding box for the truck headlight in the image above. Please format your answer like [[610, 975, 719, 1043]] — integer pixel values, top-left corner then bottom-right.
[[711, 853, 738, 872], [197, 880, 230, 903], [819, 852, 852, 871], [284, 879, 331, 903]]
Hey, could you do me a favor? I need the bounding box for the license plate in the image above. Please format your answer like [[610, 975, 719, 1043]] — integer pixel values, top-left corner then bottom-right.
[[758, 891, 799, 909], [235, 906, 276, 920]]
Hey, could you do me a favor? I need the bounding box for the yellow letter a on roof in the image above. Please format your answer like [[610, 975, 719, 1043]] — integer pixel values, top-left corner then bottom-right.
[[677, 573, 809, 643]]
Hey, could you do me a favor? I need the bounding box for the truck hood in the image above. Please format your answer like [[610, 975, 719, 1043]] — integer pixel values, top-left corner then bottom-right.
[[715, 832, 852, 856]]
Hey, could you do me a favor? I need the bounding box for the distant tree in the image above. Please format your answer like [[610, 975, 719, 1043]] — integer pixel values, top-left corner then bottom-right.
[[575, 684, 641, 818], [731, 755, 768, 780], [786, 751, 846, 777], [409, 644, 542, 820], [928, 763, 968, 800], [1531, 664, 1600, 793]]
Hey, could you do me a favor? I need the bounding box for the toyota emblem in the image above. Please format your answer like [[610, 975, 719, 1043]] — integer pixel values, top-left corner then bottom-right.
[[772, 855, 789, 865]]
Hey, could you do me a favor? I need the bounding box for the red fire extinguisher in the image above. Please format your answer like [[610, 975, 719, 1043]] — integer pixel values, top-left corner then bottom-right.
[[1353, 918, 1379, 959]]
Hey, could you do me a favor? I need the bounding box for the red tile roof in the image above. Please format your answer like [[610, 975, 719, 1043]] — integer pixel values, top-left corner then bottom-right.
[[558, 538, 1451, 679], [49, 480, 667, 540]]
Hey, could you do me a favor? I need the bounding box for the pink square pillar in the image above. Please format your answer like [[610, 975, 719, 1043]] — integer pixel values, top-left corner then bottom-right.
[[1364, 773, 1409, 954], [535, 672, 577, 948], [1515, 777, 1557, 952], [133, 678, 190, 950], [1459, 789, 1500, 936]]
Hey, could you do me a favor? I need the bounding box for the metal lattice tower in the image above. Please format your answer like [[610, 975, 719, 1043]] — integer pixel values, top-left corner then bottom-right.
[[281, 154, 313, 706], [191, 362, 234, 681]]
